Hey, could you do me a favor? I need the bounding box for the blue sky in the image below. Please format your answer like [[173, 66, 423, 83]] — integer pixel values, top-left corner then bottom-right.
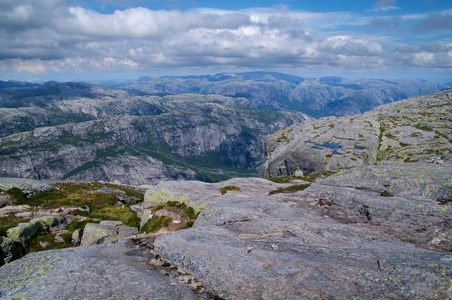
[[0, 0, 451, 82]]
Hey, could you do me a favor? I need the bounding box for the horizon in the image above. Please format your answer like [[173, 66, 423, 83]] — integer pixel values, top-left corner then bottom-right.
[[1, 0, 451, 82], [1, 70, 452, 85]]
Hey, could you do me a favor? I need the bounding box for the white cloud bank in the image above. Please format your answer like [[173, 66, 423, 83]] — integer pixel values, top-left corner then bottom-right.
[[0, 0, 451, 79]]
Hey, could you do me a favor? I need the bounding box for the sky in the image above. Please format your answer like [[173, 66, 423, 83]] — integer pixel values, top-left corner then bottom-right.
[[0, 0, 451, 82]]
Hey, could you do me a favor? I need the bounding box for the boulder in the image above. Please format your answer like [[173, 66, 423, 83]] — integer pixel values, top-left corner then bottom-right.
[[6, 216, 63, 248], [0, 236, 25, 266], [140, 209, 153, 230], [0, 238, 210, 299], [72, 229, 83, 246], [80, 222, 138, 246]]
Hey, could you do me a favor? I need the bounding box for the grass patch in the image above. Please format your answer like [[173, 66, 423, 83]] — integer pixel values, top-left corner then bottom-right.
[[140, 216, 173, 234], [6, 188, 27, 203], [269, 184, 311, 195], [276, 133, 288, 143], [15, 182, 142, 228], [0, 214, 26, 236], [220, 185, 241, 195], [316, 198, 335, 207], [414, 124, 433, 132], [28, 232, 73, 253]]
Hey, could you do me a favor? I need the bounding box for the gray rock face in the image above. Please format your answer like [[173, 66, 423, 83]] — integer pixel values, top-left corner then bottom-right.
[[0, 236, 25, 265], [150, 173, 451, 299], [0, 237, 210, 300], [0, 93, 308, 184], [119, 72, 451, 117], [260, 89, 452, 177], [0, 171, 451, 299], [6, 216, 64, 248], [80, 222, 138, 246]]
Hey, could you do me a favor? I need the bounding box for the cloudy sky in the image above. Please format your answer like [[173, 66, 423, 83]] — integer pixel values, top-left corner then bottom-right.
[[1, 0, 451, 82]]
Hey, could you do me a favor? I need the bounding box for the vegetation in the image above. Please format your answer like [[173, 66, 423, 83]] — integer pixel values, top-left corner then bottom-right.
[[267, 171, 335, 184], [140, 200, 200, 234], [28, 232, 73, 253], [437, 199, 451, 205], [13, 182, 143, 228], [5, 187, 27, 203], [0, 214, 25, 236], [140, 216, 173, 234], [220, 185, 241, 195], [268, 184, 311, 195]]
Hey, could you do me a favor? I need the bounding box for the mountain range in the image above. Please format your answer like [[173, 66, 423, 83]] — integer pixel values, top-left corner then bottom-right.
[[0, 72, 450, 184]]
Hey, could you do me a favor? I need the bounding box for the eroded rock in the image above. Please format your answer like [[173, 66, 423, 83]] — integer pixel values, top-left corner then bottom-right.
[[80, 222, 138, 246]]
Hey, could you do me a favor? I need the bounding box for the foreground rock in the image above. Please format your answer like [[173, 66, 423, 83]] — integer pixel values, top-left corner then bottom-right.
[[1, 169, 450, 299], [0, 237, 211, 300], [80, 221, 138, 246], [152, 172, 451, 299], [0, 236, 25, 265], [7, 216, 64, 248], [260, 89, 452, 177]]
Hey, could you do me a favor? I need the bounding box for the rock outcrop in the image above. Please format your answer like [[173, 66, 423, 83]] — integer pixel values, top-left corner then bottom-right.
[[0, 237, 211, 300], [260, 89, 452, 177], [0, 236, 25, 265], [7, 216, 64, 248], [2, 170, 450, 299], [80, 221, 138, 246], [0, 92, 308, 184]]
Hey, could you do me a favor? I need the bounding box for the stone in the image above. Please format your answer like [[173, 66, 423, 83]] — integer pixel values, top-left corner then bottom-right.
[[0, 205, 31, 217], [54, 235, 65, 243], [0, 236, 25, 265], [39, 241, 52, 249], [151, 175, 451, 299], [80, 222, 138, 246], [0, 238, 210, 299], [6, 216, 63, 248], [294, 167, 304, 177], [140, 209, 153, 230], [72, 228, 83, 246]]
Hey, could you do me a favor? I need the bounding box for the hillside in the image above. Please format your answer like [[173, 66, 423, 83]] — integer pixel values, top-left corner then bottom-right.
[[115, 72, 451, 117], [0, 83, 308, 183], [260, 89, 452, 177], [0, 90, 451, 299]]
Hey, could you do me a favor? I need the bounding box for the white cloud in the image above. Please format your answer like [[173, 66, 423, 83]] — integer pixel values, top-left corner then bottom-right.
[[0, 1, 450, 78]]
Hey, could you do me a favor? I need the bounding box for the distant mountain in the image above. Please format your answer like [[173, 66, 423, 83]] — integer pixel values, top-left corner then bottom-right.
[[0, 80, 40, 90], [0, 83, 308, 183], [114, 72, 451, 117], [0, 73, 450, 184]]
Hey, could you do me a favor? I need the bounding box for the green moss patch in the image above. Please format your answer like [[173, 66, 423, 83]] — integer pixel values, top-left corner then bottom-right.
[[0, 214, 25, 236], [220, 185, 241, 195], [28, 232, 73, 253], [140, 216, 173, 234], [268, 184, 311, 195]]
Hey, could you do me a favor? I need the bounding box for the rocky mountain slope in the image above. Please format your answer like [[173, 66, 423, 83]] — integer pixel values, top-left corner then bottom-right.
[[1, 163, 451, 298], [0, 90, 451, 299], [260, 89, 452, 177], [0, 82, 308, 184], [115, 72, 451, 117]]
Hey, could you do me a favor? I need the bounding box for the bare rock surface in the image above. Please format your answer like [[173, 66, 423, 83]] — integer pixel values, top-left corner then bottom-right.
[[0, 237, 211, 300], [1, 167, 451, 299], [146, 169, 451, 299], [260, 89, 452, 177], [80, 221, 138, 246]]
